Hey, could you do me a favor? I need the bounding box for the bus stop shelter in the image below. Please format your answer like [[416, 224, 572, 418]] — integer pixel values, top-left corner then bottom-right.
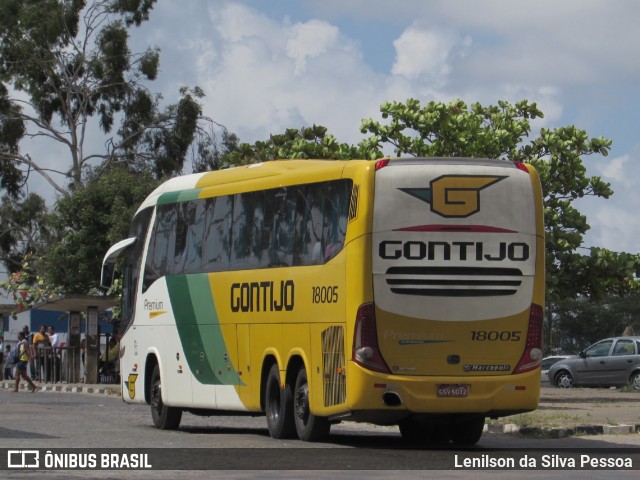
[[32, 295, 116, 384]]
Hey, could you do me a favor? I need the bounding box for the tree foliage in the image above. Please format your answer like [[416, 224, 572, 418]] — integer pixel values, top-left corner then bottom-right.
[[0, 0, 217, 196], [40, 165, 160, 293], [0, 193, 50, 273], [551, 293, 640, 353]]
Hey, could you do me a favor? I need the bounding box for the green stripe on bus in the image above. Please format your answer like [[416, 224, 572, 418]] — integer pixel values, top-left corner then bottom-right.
[[166, 274, 243, 386], [158, 189, 202, 205]]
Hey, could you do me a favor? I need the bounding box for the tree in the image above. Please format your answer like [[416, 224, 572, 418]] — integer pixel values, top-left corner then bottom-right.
[[213, 125, 376, 169], [551, 293, 640, 353], [0, 193, 49, 273], [40, 165, 160, 293], [0, 0, 217, 195], [0, 0, 228, 280]]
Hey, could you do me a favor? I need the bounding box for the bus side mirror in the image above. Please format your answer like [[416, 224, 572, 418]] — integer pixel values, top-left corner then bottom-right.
[[101, 237, 137, 288]]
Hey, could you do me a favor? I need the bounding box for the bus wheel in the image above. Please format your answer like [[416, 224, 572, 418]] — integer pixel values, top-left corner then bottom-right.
[[150, 365, 182, 430], [399, 420, 450, 444], [265, 364, 296, 439], [293, 368, 330, 442], [448, 416, 485, 446], [399, 419, 432, 444]]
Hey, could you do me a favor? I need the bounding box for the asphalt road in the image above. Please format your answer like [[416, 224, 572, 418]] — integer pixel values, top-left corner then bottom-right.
[[1, 386, 640, 479]]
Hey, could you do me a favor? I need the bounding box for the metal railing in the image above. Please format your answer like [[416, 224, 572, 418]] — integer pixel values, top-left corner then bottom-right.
[[34, 346, 82, 384]]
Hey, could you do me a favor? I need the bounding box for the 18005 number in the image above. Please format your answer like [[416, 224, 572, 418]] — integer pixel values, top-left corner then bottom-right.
[[312, 286, 339, 304], [471, 331, 521, 341]]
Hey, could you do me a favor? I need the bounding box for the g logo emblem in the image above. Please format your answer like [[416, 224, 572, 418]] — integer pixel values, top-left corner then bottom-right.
[[127, 373, 138, 399], [401, 175, 505, 218]]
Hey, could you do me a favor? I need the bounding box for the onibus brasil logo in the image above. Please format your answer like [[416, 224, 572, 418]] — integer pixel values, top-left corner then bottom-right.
[[400, 175, 506, 218]]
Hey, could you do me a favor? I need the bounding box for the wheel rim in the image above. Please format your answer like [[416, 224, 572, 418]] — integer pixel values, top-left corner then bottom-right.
[[556, 372, 573, 388], [294, 382, 310, 427], [632, 374, 640, 391]]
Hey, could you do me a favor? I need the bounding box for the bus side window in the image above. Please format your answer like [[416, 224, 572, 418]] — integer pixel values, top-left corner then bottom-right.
[[322, 181, 350, 261], [273, 188, 295, 267], [293, 184, 323, 266], [143, 204, 177, 291], [202, 195, 232, 272], [183, 200, 205, 274]]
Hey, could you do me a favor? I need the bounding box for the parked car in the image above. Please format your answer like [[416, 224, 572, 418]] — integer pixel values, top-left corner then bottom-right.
[[548, 336, 640, 389], [540, 355, 570, 382]]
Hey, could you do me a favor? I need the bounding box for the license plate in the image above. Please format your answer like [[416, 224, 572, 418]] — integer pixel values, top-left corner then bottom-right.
[[436, 384, 469, 397]]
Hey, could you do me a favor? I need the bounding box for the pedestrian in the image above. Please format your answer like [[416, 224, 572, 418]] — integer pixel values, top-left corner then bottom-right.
[[0, 335, 4, 380], [32, 325, 51, 381], [13, 331, 38, 392], [3, 345, 13, 380], [48, 326, 62, 382]]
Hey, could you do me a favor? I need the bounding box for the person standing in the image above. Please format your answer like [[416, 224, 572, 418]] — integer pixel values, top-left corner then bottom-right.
[[3, 345, 13, 380], [0, 335, 4, 380], [13, 331, 38, 392], [48, 326, 61, 382], [32, 325, 51, 381]]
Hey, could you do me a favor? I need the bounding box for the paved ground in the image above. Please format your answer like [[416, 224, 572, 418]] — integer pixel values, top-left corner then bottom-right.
[[2, 379, 639, 438]]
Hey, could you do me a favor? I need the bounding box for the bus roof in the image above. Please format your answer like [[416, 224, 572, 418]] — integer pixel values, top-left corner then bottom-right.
[[137, 159, 369, 212], [136, 157, 526, 213]]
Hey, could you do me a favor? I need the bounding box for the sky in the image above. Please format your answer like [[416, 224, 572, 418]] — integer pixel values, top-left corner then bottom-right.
[[18, 0, 640, 256]]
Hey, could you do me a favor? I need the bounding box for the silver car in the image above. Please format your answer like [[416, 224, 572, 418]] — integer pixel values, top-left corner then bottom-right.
[[548, 336, 640, 389]]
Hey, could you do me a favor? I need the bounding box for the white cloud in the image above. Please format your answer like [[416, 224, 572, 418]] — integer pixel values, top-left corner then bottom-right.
[[596, 154, 631, 187], [286, 20, 342, 75], [392, 26, 470, 84]]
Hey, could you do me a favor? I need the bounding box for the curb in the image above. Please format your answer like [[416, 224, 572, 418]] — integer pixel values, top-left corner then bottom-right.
[[485, 422, 640, 438], [1, 380, 121, 396]]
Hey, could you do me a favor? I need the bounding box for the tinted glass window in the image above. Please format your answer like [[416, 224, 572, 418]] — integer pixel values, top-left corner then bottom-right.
[[612, 339, 636, 356], [141, 179, 352, 284], [272, 188, 296, 267], [202, 196, 232, 271], [143, 204, 177, 289], [322, 180, 350, 262], [585, 340, 613, 358], [183, 200, 206, 274], [232, 191, 265, 268], [121, 207, 152, 330]]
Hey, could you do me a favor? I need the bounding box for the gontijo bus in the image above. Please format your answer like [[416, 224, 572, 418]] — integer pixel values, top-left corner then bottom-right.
[[101, 157, 545, 445]]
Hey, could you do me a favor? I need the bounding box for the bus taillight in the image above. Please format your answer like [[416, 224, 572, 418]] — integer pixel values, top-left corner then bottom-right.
[[353, 303, 390, 374], [513, 161, 529, 173], [375, 159, 390, 171], [513, 303, 544, 374]]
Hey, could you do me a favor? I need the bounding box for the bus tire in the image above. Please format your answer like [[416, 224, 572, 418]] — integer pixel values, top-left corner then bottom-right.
[[398, 419, 431, 444], [448, 416, 485, 446], [150, 365, 182, 430], [293, 368, 330, 442], [265, 364, 296, 439], [398, 420, 449, 444]]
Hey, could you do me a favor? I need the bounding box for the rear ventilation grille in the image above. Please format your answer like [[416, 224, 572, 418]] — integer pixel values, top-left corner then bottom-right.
[[348, 184, 359, 222], [385, 266, 522, 297], [321, 326, 346, 407]]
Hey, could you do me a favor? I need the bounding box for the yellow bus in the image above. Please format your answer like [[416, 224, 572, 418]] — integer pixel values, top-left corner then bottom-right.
[[102, 157, 545, 445]]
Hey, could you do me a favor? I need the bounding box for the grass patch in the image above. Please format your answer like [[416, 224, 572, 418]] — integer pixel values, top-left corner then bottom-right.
[[490, 411, 584, 429]]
